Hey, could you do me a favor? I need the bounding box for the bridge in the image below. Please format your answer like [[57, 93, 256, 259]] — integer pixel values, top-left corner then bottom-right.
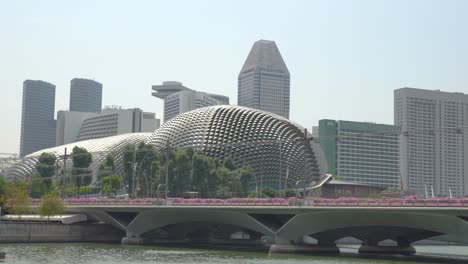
[[60, 197, 468, 255]]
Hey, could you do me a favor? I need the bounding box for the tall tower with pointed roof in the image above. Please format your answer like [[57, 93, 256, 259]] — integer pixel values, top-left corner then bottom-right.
[[238, 40, 290, 118]]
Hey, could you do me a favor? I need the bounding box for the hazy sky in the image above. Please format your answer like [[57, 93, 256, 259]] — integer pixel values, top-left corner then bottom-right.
[[1, 0, 468, 154]]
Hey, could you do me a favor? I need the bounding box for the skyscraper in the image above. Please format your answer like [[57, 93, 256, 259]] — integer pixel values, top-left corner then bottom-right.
[[152, 81, 229, 122], [395, 88, 468, 196], [238, 40, 290, 119], [69, 78, 102, 113], [20, 80, 56, 157]]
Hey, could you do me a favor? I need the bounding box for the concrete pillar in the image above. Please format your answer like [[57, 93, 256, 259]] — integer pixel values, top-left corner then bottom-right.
[[121, 231, 151, 245], [121, 236, 151, 245], [269, 235, 339, 254], [358, 239, 415, 255]]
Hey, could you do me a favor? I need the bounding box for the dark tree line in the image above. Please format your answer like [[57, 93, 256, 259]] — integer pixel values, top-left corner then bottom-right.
[[122, 142, 254, 198], [30, 146, 93, 198], [28, 142, 255, 199]]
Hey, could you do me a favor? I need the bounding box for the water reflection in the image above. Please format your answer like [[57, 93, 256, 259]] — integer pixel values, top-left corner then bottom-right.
[[2, 243, 468, 264]]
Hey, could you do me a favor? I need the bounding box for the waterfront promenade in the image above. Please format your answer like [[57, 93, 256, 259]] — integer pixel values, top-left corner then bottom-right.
[[38, 196, 468, 208]]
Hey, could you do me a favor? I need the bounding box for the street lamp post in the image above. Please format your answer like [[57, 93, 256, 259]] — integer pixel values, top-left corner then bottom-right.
[[61, 147, 68, 198], [295, 180, 301, 200], [283, 165, 289, 196], [164, 140, 170, 200], [156, 183, 163, 198], [302, 128, 311, 199], [278, 138, 282, 198], [136, 149, 155, 197], [131, 147, 137, 198]]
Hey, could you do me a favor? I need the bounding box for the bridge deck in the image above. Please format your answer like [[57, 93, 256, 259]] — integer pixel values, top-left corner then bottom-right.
[[35, 197, 468, 209]]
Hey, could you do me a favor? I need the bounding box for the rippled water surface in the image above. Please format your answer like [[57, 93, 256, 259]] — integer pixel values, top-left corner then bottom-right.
[[2, 243, 468, 264]]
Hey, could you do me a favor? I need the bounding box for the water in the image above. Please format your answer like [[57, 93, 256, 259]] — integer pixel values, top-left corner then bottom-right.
[[2, 243, 468, 264]]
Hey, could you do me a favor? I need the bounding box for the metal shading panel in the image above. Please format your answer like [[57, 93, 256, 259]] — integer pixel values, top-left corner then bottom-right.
[[148, 105, 326, 188], [204, 106, 322, 188], [148, 106, 218, 150]]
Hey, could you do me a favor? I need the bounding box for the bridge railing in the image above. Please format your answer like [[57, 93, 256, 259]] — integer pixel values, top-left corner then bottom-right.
[[30, 197, 468, 207]]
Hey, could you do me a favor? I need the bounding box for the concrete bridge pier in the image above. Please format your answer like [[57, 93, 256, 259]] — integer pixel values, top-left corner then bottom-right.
[[269, 236, 340, 254], [358, 239, 415, 255], [121, 231, 152, 245]]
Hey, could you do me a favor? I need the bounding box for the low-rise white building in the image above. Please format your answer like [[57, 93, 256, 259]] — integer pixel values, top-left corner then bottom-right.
[[56, 111, 93, 145], [152, 81, 229, 122], [56, 107, 160, 145]]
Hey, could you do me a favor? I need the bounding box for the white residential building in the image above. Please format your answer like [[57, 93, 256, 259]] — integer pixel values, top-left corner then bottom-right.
[[395, 87, 468, 196], [152, 81, 229, 122], [56, 107, 160, 145], [56, 111, 93, 145]]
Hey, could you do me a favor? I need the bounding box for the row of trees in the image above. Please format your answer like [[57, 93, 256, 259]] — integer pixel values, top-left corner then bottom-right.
[[25, 142, 254, 199], [0, 178, 65, 217], [30, 146, 93, 198], [121, 142, 254, 198], [26, 142, 294, 199]]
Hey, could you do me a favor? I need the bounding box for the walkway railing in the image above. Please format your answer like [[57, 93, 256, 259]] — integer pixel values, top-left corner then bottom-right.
[[31, 197, 468, 207]]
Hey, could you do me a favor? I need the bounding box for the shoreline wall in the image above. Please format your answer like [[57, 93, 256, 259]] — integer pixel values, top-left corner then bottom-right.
[[0, 222, 123, 243]]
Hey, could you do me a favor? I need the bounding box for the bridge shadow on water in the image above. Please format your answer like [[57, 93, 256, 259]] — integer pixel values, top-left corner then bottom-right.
[[336, 245, 468, 264]]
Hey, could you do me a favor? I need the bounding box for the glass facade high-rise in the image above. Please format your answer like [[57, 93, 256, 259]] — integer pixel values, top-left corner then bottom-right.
[[238, 40, 290, 119], [69, 78, 102, 113], [395, 87, 468, 197], [20, 80, 56, 157], [319, 119, 400, 189]]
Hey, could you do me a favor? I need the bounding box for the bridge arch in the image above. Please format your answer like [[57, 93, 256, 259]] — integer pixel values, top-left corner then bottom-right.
[[125, 209, 276, 239], [276, 210, 468, 245]]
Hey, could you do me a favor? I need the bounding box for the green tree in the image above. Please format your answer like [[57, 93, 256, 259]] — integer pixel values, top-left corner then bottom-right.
[[135, 142, 157, 197], [261, 187, 277, 198], [123, 144, 136, 195], [222, 156, 236, 170], [215, 166, 230, 198], [150, 153, 164, 197], [191, 152, 209, 196], [0, 177, 7, 210], [215, 167, 243, 198], [29, 174, 48, 198], [185, 147, 195, 160], [237, 165, 253, 193], [105, 154, 115, 171], [163, 150, 175, 197], [226, 171, 243, 197], [247, 190, 268, 198], [207, 158, 220, 197], [71, 146, 93, 197], [35, 152, 56, 190], [172, 150, 192, 197], [284, 189, 296, 198], [98, 153, 115, 181], [101, 174, 121, 198], [7, 180, 32, 215], [37, 192, 65, 217]]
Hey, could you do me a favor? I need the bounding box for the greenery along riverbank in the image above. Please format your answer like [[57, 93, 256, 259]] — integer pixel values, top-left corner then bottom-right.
[[1, 141, 299, 216], [3, 141, 256, 200]]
